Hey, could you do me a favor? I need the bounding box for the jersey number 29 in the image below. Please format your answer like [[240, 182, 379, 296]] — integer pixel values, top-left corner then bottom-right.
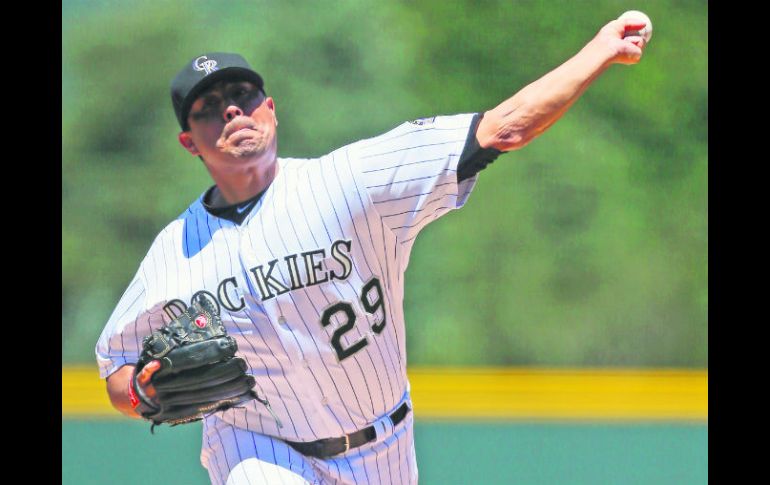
[[320, 277, 386, 361]]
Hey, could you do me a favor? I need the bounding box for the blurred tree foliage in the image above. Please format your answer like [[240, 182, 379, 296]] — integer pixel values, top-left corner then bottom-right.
[[63, 0, 707, 367]]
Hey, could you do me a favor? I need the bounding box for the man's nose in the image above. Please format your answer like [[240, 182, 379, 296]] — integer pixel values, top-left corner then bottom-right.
[[223, 104, 244, 122]]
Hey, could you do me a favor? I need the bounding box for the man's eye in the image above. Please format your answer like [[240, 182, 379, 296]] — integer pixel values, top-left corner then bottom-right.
[[191, 106, 219, 120]]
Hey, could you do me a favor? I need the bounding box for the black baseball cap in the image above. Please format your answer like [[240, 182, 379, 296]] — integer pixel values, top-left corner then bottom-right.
[[170, 52, 264, 130]]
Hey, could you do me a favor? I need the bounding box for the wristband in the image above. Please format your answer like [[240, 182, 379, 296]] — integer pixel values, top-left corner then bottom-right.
[[128, 376, 140, 408], [129, 368, 159, 417]]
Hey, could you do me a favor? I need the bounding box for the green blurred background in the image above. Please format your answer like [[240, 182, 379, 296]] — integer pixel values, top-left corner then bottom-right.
[[62, 0, 707, 368], [62, 1, 707, 483]]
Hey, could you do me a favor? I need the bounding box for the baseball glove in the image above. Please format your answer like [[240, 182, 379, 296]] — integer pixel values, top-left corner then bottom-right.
[[129, 296, 257, 431]]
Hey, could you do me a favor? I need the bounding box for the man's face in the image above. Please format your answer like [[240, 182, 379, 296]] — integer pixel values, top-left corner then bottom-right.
[[179, 80, 278, 166]]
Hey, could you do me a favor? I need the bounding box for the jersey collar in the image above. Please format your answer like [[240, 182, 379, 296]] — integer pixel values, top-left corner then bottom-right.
[[201, 185, 265, 225]]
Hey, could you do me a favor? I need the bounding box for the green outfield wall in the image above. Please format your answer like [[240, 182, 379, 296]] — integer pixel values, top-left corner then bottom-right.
[[62, 366, 707, 484], [62, 419, 707, 485]]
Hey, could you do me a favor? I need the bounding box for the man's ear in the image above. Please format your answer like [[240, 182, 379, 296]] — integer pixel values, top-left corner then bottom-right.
[[178, 131, 200, 156], [265, 97, 277, 126]]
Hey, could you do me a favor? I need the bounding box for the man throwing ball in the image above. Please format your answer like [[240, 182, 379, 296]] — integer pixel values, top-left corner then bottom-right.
[[96, 14, 650, 485]]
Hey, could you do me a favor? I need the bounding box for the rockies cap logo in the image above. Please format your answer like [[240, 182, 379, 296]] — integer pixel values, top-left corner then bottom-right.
[[193, 55, 219, 75]]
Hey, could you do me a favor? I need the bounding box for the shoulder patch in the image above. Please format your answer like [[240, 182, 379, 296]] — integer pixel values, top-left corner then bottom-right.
[[409, 116, 436, 126]]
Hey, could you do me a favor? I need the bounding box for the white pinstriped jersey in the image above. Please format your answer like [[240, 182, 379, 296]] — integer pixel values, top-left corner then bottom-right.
[[96, 112, 479, 442]]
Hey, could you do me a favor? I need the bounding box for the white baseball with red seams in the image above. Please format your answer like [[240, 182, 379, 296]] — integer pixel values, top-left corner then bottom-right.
[[618, 10, 653, 43]]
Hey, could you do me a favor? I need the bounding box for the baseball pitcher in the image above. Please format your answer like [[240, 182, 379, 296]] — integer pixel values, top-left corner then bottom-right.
[[96, 14, 650, 485]]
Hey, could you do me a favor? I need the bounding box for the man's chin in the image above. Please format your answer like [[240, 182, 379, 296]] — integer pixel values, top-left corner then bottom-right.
[[217, 135, 275, 162], [228, 141, 265, 159]]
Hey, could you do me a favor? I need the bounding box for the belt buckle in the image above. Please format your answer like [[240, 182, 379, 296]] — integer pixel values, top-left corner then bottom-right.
[[343, 434, 350, 453]]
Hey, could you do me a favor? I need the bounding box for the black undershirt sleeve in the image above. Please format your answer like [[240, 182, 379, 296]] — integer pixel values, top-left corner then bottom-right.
[[457, 112, 503, 183]]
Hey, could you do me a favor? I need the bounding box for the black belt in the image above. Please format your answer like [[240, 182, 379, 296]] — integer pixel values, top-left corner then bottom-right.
[[285, 402, 410, 459]]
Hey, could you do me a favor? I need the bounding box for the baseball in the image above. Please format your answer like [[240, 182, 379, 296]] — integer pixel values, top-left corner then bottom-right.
[[618, 10, 653, 43]]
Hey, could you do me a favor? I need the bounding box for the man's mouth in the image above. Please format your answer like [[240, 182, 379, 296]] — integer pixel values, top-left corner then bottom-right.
[[224, 119, 258, 138]]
